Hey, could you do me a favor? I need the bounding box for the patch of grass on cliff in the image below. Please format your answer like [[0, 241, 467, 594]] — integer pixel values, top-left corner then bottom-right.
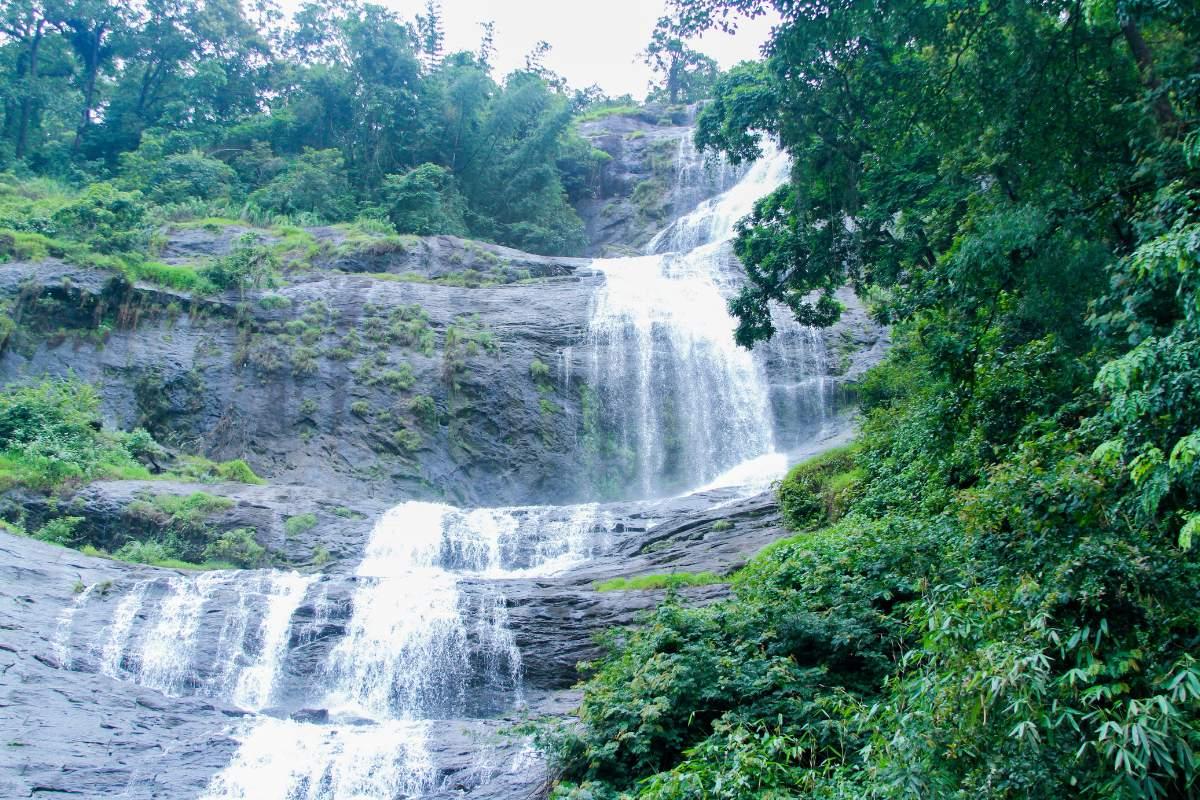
[[0, 379, 153, 492], [594, 571, 723, 592], [158, 455, 266, 485], [284, 512, 317, 536], [776, 444, 864, 530], [575, 104, 641, 123], [109, 539, 237, 570]]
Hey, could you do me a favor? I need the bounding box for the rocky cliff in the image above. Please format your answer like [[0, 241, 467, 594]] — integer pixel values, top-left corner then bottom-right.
[[0, 110, 888, 799], [0, 236, 881, 511]]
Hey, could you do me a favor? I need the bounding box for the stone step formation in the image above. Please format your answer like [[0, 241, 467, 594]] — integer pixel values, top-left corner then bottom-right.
[[0, 117, 887, 799]]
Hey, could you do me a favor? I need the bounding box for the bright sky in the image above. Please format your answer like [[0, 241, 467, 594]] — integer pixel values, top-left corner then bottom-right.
[[291, 1, 777, 99]]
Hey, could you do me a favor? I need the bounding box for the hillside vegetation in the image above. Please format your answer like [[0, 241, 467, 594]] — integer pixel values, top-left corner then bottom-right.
[[545, 2, 1200, 798], [0, 1, 634, 257]]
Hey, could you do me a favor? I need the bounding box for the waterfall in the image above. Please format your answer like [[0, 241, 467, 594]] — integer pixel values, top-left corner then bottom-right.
[[587, 145, 797, 497], [51, 133, 839, 799], [200, 717, 435, 800], [231, 572, 315, 710], [52, 583, 96, 668], [203, 499, 610, 798], [62, 570, 314, 712]]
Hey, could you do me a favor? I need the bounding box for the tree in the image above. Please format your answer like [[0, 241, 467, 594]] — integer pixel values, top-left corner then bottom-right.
[[644, 16, 719, 104], [0, 0, 52, 160], [50, 0, 129, 152], [414, 0, 443, 66], [248, 147, 354, 221], [550, 2, 1200, 797], [382, 162, 466, 235]]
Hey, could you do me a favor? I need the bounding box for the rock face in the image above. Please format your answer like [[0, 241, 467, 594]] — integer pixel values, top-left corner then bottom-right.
[[0, 476, 807, 799], [0, 244, 881, 510], [574, 104, 740, 256], [0, 113, 889, 799]]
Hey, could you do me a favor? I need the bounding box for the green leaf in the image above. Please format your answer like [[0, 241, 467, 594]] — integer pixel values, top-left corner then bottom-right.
[[1179, 514, 1199, 552]]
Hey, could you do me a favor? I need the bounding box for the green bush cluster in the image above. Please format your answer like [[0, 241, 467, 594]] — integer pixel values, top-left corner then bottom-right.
[[203, 528, 267, 568], [594, 571, 723, 592], [547, 3, 1200, 799], [775, 445, 863, 530], [284, 513, 317, 537], [0, 379, 152, 491]]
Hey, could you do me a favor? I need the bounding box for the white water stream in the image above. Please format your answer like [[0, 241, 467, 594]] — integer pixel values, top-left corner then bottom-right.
[[52, 134, 835, 798]]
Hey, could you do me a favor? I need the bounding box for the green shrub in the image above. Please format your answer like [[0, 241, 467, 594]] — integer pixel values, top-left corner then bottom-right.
[[50, 183, 148, 254], [575, 104, 641, 122], [776, 445, 861, 530], [530, 357, 551, 381], [594, 571, 723, 592], [350, 401, 371, 417], [258, 294, 291, 310], [248, 148, 355, 222], [170, 455, 265, 485], [393, 428, 421, 453], [146, 492, 233, 525], [711, 519, 734, 532], [201, 234, 278, 292], [284, 512, 317, 537], [409, 394, 437, 425], [129, 261, 211, 292], [0, 379, 152, 491], [377, 365, 415, 392], [291, 345, 319, 375], [140, 151, 239, 205], [213, 459, 265, 484], [33, 516, 84, 546], [203, 528, 266, 568], [114, 539, 174, 565], [382, 163, 468, 236]]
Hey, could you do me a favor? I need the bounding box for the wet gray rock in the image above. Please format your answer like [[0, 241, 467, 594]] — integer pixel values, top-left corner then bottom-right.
[[0, 534, 242, 799], [0, 247, 882, 511], [574, 104, 739, 256], [160, 224, 279, 264], [0, 256, 605, 507], [0, 480, 799, 799]]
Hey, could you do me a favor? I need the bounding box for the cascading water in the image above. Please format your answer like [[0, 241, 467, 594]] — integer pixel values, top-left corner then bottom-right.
[[201, 500, 609, 799], [587, 145, 798, 497], [50, 132, 839, 799], [55, 569, 315, 709]]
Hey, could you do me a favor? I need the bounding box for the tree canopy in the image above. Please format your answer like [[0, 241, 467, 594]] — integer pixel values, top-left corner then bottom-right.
[[546, 1, 1200, 798], [0, 0, 622, 254]]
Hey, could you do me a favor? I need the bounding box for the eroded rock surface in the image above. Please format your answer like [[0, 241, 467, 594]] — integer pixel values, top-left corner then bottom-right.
[[1, 474, 806, 799]]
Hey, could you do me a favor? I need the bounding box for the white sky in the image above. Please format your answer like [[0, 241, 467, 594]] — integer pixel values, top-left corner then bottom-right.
[[288, 1, 777, 99]]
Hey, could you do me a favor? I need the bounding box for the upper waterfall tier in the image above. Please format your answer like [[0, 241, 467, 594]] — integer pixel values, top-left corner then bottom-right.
[[585, 144, 804, 499]]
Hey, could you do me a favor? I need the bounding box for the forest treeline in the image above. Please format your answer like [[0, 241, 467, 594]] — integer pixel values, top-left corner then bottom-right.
[[0, 0, 714, 256], [546, 1, 1200, 798]]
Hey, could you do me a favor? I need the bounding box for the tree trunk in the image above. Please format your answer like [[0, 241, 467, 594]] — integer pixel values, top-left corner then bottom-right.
[[15, 22, 44, 160], [1120, 19, 1179, 136], [72, 23, 107, 153]]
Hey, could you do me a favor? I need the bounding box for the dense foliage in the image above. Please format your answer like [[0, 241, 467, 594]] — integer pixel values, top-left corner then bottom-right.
[[0, 378, 151, 490], [547, 1, 1200, 798], [0, 0, 628, 255], [0, 377, 266, 568]]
